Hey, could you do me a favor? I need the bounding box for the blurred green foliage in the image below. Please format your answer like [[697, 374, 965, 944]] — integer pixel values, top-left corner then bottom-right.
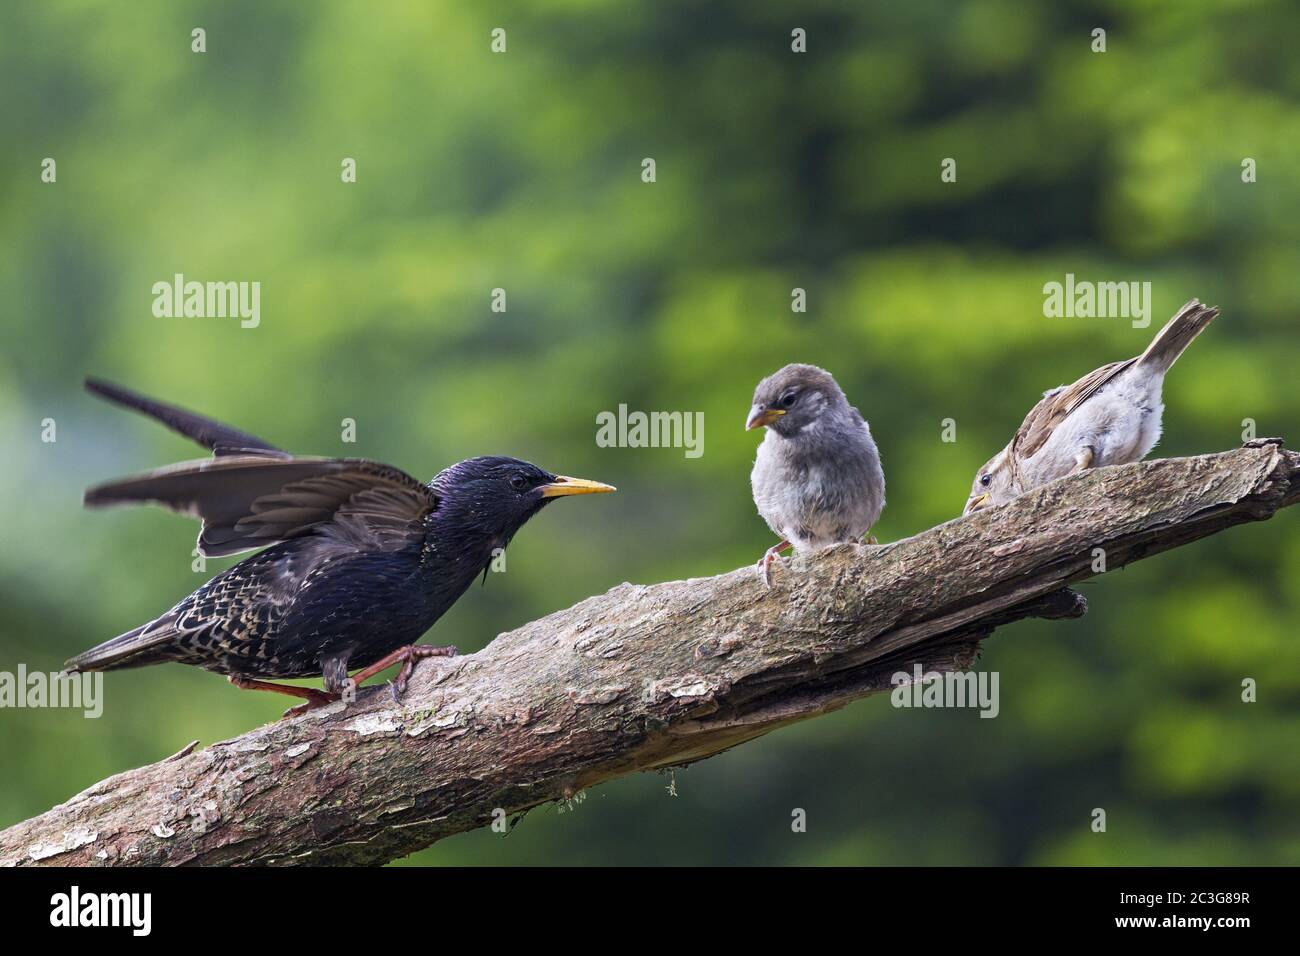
[[1, 0, 1297, 865]]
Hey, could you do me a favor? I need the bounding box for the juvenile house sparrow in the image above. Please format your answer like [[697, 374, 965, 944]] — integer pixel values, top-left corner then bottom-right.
[[964, 298, 1218, 515], [747, 364, 885, 585]]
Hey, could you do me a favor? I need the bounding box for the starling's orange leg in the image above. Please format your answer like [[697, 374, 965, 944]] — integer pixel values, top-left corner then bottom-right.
[[757, 539, 791, 587], [346, 644, 459, 700], [228, 675, 339, 717]]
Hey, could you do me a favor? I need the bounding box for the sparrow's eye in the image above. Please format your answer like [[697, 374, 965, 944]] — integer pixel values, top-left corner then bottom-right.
[[510, 474, 528, 491], [779, 391, 798, 409], [979, 474, 992, 487]]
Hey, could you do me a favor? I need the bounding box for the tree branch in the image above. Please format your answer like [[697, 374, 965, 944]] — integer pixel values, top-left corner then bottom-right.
[[3, 441, 1297, 866]]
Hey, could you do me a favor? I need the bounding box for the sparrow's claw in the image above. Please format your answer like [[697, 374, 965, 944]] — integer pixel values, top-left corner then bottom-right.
[[757, 540, 791, 588]]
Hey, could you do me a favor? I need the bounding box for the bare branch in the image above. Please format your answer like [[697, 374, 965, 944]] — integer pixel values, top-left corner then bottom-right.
[[3, 442, 1296, 866]]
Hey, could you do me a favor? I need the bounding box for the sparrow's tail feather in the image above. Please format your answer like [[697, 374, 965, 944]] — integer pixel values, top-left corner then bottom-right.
[[1137, 299, 1219, 374]]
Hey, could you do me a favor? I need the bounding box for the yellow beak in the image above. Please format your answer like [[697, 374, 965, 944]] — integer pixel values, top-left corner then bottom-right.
[[964, 493, 990, 515], [539, 475, 617, 498], [746, 405, 786, 431]]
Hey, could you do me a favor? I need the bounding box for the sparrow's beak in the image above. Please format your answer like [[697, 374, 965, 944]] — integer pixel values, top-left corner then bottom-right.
[[746, 405, 785, 431], [539, 475, 617, 498], [964, 493, 990, 516]]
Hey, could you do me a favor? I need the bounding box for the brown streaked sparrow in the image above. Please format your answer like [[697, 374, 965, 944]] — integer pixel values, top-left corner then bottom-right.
[[965, 298, 1218, 515]]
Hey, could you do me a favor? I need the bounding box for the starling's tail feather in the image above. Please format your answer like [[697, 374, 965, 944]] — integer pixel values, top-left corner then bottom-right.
[[1137, 299, 1219, 374], [65, 618, 178, 673], [85, 377, 284, 456]]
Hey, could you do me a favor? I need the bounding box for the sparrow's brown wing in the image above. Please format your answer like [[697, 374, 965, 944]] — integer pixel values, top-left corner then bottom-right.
[[85, 378, 285, 457], [1012, 358, 1136, 460], [84, 455, 438, 557]]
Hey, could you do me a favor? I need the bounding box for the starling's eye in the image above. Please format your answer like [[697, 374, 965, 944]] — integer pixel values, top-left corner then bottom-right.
[[510, 474, 528, 491], [779, 391, 798, 409], [980, 474, 992, 487]]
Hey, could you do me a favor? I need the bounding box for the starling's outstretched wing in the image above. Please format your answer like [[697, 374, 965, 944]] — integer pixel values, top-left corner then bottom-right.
[[85, 378, 285, 456], [85, 455, 439, 557]]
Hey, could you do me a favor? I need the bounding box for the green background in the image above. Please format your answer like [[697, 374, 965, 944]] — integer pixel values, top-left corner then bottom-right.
[[1, 0, 1297, 865]]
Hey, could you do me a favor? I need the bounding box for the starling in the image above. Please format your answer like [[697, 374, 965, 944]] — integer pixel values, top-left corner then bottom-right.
[[66, 379, 615, 714], [746, 364, 886, 585], [964, 299, 1218, 514]]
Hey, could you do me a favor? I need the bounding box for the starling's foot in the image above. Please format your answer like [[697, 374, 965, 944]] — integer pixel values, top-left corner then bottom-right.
[[227, 675, 339, 718], [347, 643, 460, 701], [757, 540, 791, 587], [281, 695, 339, 719], [865, 533, 879, 546]]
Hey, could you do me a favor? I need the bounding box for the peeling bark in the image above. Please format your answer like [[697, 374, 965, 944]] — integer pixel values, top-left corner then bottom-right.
[[2, 441, 1297, 867]]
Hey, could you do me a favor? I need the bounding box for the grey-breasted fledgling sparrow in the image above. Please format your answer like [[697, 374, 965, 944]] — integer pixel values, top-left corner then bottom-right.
[[747, 364, 885, 585], [964, 298, 1218, 515]]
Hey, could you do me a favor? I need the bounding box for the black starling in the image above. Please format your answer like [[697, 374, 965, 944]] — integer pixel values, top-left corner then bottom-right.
[[66, 379, 615, 714], [746, 364, 885, 585]]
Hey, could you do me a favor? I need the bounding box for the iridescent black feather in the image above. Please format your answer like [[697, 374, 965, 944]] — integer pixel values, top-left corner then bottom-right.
[[67, 381, 602, 686]]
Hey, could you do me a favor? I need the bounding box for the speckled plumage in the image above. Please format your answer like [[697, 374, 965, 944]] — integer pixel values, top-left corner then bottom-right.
[[66, 380, 614, 699], [84, 503, 475, 680]]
